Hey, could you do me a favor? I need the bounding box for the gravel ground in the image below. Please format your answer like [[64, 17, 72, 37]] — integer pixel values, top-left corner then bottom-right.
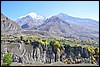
[[11, 61, 99, 66]]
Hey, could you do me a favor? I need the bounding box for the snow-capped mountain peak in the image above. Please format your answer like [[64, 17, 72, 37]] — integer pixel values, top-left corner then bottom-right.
[[27, 12, 37, 18], [15, 12, 45, 29], [17, 12, 44, 20]]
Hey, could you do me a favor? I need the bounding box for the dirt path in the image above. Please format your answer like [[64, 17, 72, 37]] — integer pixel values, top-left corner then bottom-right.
[[11, 62, 98, 66]]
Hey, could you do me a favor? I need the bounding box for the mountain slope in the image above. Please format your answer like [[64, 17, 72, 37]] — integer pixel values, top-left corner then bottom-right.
[[1, 13, 22, 34], [36, 14, 99, 42], [14, 12, 99, 42], [37, 16, 75, 37], [15, 12, 45, 29], [57, 13, 99, 38], [57, 13, 99, 28]]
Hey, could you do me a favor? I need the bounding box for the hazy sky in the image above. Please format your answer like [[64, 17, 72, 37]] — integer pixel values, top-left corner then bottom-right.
[[1, 1, 99, 21]]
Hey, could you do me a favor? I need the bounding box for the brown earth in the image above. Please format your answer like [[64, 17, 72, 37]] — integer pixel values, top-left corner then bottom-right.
[[11, 61, 98, 66]]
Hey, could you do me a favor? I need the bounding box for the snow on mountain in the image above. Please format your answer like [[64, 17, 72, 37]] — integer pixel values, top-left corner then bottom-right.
[[17, 12, 45, 20], [27, 12, 44, 20], [56, 13, 99, 41], [15, 12, 45, 29], [57, 13, 99, 28]]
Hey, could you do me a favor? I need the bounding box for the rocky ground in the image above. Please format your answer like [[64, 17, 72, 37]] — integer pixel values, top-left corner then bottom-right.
[[11, 62, 98, 66]]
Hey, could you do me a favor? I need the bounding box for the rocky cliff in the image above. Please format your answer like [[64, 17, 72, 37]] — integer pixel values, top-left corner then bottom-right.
[[1, 40, 99, 65]]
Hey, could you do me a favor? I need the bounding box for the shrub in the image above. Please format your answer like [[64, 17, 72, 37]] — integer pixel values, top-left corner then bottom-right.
[[20, 36, 26, 41], [84, 45, 95, 54], [2, 52, 12, 66], [25, 40, 30, 45], [94, 47, 99, 54], [38, 39, 49, 45], [50, 40, 61, 51]]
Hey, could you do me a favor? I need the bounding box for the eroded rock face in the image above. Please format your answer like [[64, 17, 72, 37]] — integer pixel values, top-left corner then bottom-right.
[[60, 52, 66, 62], [1, 42, 99, 65], [64, 45, 71, 58], [82, 48, 89, 58], [56, 50, 60, 61], [1, 43, 34, 64], [12, 54, 22, 63], [34, 47, 41, 62], [46, 45, 55, 63]]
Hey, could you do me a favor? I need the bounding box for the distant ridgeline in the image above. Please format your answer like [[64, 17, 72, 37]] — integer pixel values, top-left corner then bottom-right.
[[1, 13, 99, 45], [15, 12, 99, 43]]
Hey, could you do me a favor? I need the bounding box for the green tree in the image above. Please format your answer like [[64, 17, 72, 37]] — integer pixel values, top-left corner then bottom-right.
[[25, 40, 30, 45], [50, 40, 61, 51], [50, 40, 56, 46], [2, 52, 12, 66], [20, 36, 26, 41], [38, 39, 49, 45]]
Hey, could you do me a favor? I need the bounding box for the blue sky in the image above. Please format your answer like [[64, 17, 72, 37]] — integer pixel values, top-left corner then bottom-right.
[[1, 1, 99, 21]]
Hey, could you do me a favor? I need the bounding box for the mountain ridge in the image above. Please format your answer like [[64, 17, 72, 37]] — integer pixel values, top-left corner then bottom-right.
[[1, 13, 22, 33], [1, 12, 99, 43], [15, 12, 45, 29]]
